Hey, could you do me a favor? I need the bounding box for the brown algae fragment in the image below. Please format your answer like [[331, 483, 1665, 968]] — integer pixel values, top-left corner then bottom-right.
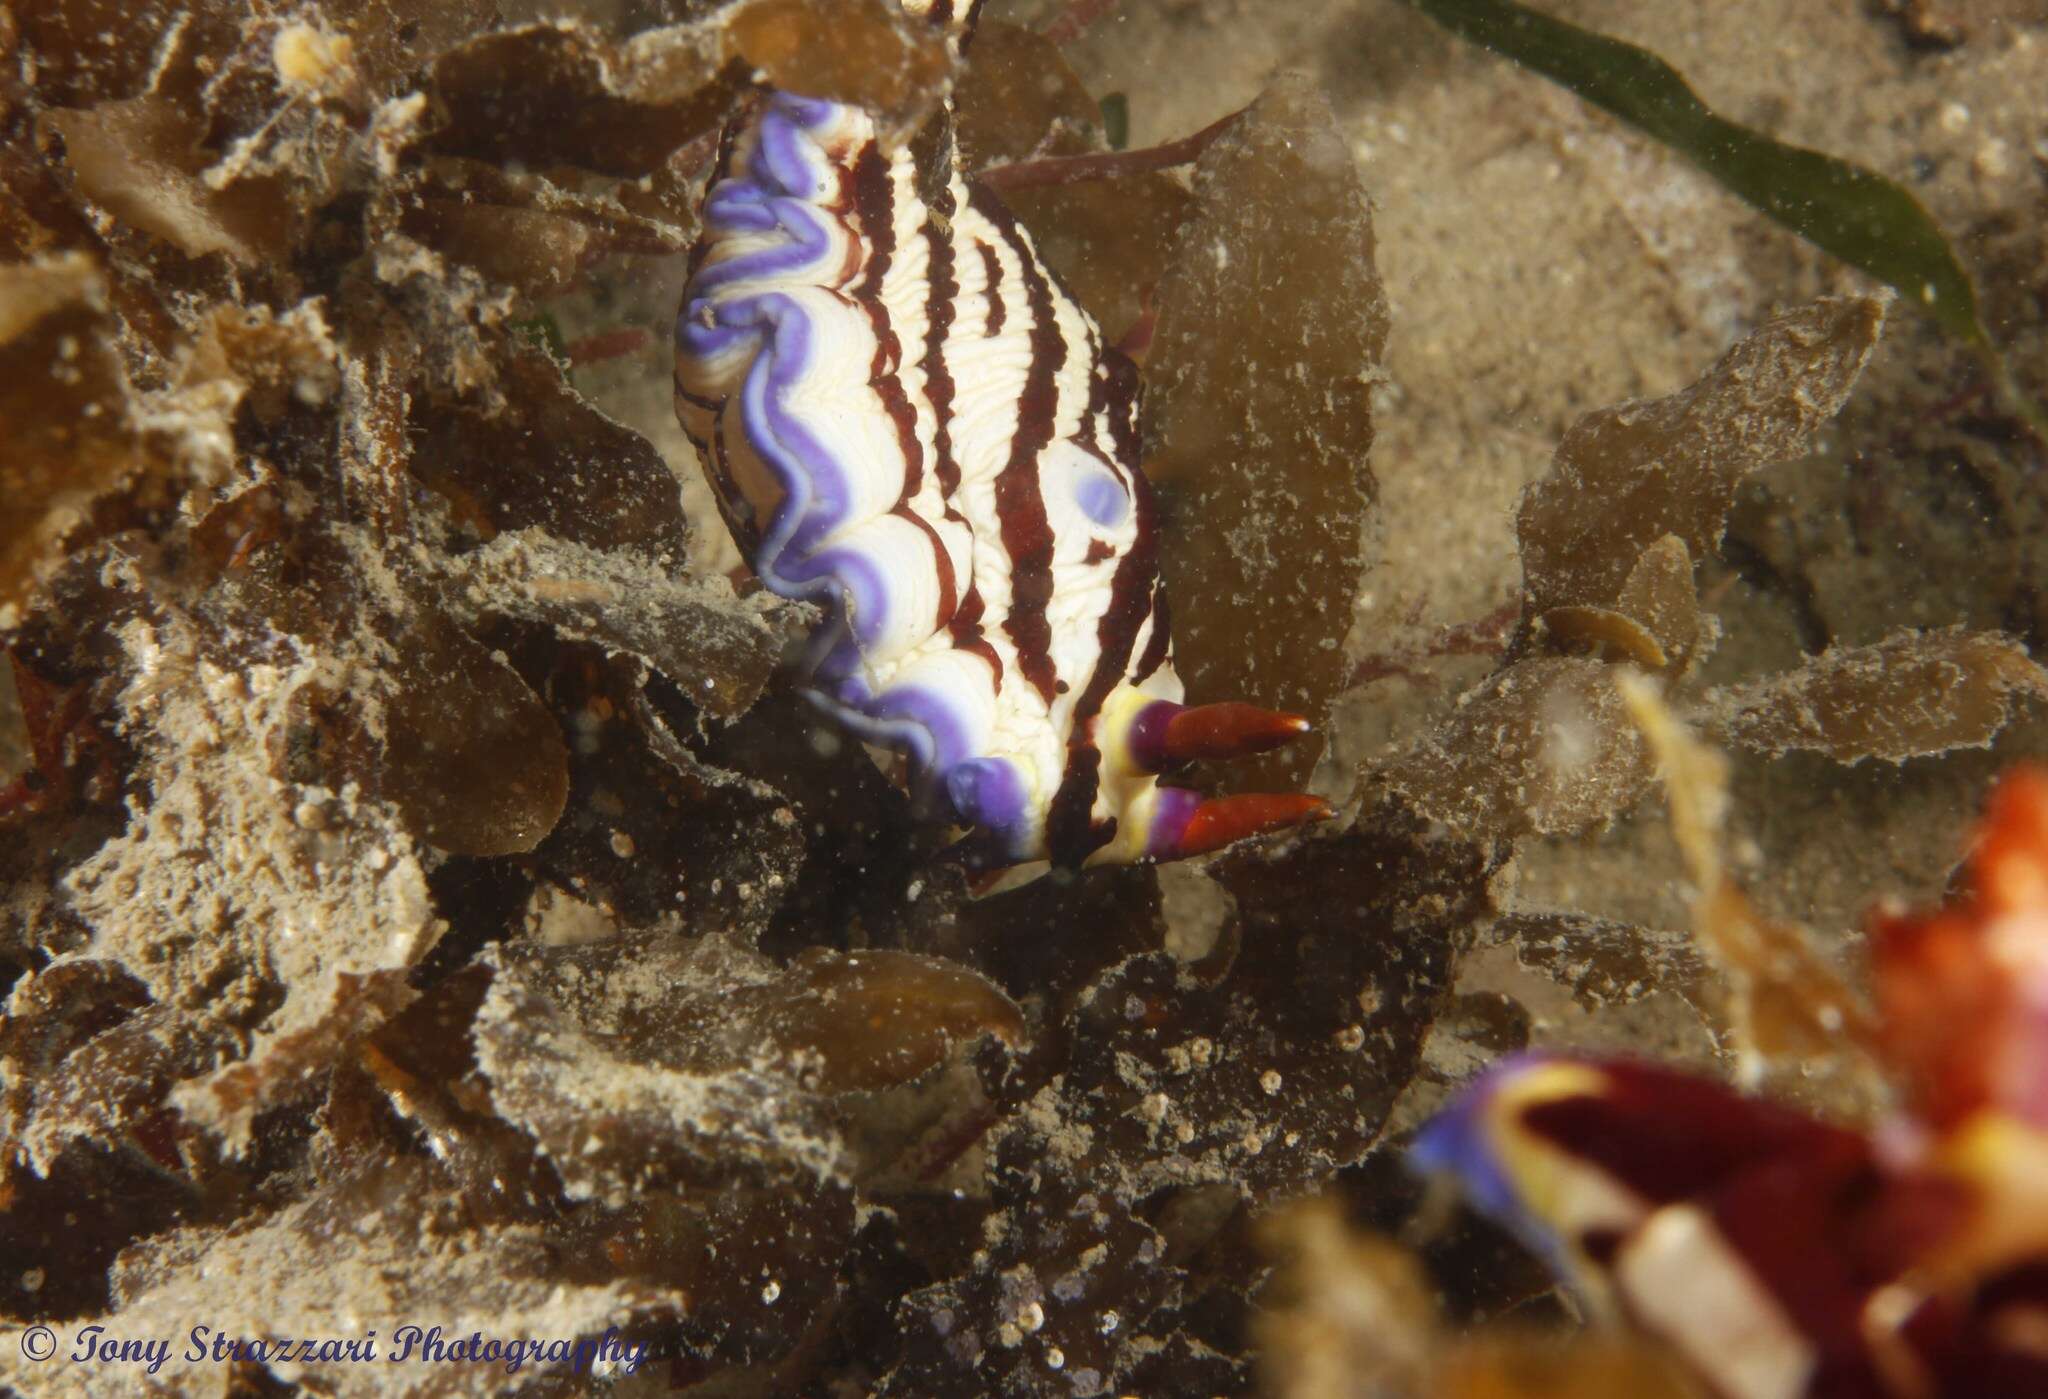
[[0, 255, 150, 620], [427, 22, 744, 177], [711, 946, 1025, 1094], [398, 158, 690, 299], [445, 531, 799, 719], [472, 939, 845, 1198], [375, 615, 569, 858], [1144, 74, 1388, 791], [409, 351, 693, 554], [951, 21, 1101, 169], [1700, 629, 2048, 762], [1385, 294, 1898, 848], [727, 0, 954, 142], [883, 803, 1490, 1395], [1463, 912, 1724, 1067], [1539, 534, 1706, 676], [1611, 533, 1706, 672], [45, 97, 298, 264], [1518, 295, 1885, 623]]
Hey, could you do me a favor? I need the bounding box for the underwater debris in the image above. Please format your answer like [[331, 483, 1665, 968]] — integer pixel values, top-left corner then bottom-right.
[[0, 255, 156, 625]]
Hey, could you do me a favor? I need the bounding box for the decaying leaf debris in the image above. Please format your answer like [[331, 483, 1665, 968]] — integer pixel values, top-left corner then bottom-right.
[[3, 1, 2047, 1396]]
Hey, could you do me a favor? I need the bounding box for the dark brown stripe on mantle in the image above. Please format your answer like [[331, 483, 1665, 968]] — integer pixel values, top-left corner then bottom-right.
[[848, 142, 957, 626], [976, 241, 1005, 337], [708, 403, 763, 558], [848, 144, 923, 499], [974, 182, 1063, 708], [1100, 342, 1144, 470], [948, 586, 1004, 682], [1134, 584, 1172, 684], [921, 172, 963, 505], [893, 504, 957, 629]]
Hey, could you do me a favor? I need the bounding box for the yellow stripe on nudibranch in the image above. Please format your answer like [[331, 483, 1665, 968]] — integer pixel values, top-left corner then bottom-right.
[[1475, 1061, 1649, 1297]]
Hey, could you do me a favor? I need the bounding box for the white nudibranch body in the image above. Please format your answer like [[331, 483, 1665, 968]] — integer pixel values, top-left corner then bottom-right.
[[674, 8, 1323, 869]]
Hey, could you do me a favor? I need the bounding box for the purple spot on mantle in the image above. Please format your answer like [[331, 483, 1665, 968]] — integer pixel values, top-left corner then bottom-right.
[[1076, 471, 1128, 527]]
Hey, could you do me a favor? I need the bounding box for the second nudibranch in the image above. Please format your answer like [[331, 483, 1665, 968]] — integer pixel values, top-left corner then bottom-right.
[[673, 43, 1327, 869]]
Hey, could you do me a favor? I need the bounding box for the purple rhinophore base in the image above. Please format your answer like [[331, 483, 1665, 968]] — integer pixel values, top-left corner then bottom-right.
[[1124, 699, 1180, 775], [1144, 785, 1202, 861]]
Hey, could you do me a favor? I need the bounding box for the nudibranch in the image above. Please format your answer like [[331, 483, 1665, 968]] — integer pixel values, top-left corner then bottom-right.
[[1411, 769, 2048, 1398], [1411, 1054, 1891, 1398], [674, 3, 1327, 869]]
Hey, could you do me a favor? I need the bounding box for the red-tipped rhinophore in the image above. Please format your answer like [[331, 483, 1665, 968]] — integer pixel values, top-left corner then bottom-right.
[[1130, 701, 1312, 772], [1169, 793, 1333, 859]]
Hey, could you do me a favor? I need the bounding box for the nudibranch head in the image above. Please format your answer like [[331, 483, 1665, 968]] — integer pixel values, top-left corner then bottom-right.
[[674, 18, 1327, 869]]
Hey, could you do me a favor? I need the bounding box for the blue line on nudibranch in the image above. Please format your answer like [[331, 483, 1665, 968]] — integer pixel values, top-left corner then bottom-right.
[[674, 3, 1328, 870]]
